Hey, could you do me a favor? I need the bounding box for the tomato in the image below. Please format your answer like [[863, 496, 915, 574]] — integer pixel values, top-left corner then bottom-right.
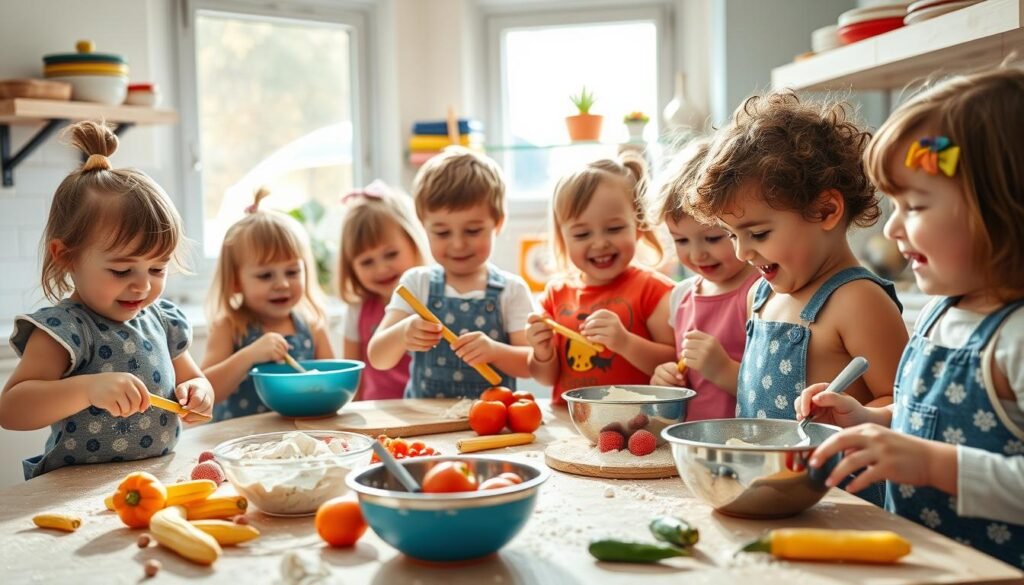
[[422, 461, 478, 493], [390, 438, 409, 456], [480, 386, 515, 407], [469, 400, 507, 435], [507, 399, 542, 433], [512, 391, 535, 402], [315, 498, 367, 547], [498, 472, 524, 484], [478, 477, 516, 490]]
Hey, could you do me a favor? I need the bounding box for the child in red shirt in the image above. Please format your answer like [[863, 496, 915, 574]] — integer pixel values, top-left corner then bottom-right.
[[527, 153, 675, 404]]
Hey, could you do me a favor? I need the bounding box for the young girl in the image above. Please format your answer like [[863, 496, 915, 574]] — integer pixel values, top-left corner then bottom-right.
[[338, 181, 426, 400], [651, 140, 760, 420], [527, 153, 676, 405], [799, 68, 1024, 569], [0, 121, 213, 479], [202, 188, 335, 421], [687, 91, 909, 421]]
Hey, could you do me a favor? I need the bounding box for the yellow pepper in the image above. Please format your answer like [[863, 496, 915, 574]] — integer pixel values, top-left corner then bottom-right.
[[113, 472, 168, 529], [742, 529, 911, 564]]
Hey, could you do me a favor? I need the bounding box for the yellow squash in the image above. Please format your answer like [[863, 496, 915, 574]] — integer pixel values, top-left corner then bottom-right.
[[742, 528, 911, 563], [165, 480, 218, 506], [190, 520, 260, 545], [150, 506, 221, 565], [184, 495, 248, 520], [32, 513, 81, 532]]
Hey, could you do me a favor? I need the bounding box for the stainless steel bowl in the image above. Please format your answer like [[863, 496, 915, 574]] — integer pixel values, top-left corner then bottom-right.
[[662, 418, 842, 518], [563, 385, 696, 446]]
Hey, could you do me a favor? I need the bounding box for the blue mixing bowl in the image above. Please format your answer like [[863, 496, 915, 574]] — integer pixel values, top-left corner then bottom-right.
[[249, 359, 364, 418], [346, 456, 549, 562]]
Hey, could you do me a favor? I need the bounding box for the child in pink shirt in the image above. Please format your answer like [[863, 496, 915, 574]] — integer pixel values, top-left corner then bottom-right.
[[651, 140, 758, 420]]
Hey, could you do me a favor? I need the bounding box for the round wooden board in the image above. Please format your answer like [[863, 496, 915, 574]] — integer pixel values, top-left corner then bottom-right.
[[544, 436, 678, 479]]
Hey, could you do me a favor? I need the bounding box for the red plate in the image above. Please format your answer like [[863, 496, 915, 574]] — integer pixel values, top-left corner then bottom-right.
[[838, 17, 905, 44]]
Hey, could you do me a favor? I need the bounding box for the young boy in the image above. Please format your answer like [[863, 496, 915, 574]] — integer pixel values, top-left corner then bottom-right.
[[367, 147, 534, 398]]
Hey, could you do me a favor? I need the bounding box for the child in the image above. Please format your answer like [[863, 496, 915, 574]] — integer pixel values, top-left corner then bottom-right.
[[367, 147, 533, 398], [650, 140, 760, 420], [687, 91, 909, 420], [0, 121, 213, 479], [202, 188, 335, 420], [338, 181, 427, 400], [527, 153, 676, 405], [799, 68, 1024, 569]]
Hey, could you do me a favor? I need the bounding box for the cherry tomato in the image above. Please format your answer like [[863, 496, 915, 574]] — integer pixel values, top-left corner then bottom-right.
[[512, 391, 535, 402], [478, 477, 516, 490], [498, 472, 524, 484], [422, 461, 478, 493]]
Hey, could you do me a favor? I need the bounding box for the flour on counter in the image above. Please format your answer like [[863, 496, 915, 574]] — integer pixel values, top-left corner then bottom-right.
[[442, 398, 474, 419], [278, 550, 331, 585]]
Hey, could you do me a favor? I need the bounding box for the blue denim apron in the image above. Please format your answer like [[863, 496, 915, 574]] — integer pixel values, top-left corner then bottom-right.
[[887, 297, 1024, 569], [405, 265, 515, 398]]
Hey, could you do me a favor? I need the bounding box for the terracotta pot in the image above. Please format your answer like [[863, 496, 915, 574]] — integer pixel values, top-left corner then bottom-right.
[[566, 114, 603, 142]]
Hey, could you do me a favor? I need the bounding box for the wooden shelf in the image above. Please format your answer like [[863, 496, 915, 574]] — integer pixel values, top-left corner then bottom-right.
[[772, 0, 1024, 91], [0, 98, 177, 125]]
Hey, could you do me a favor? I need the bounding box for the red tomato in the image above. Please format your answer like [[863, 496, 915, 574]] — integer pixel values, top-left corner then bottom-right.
[[498, 472, 524, 484], [507, 399, 542, 433], [480, 386, 515, 407], [512, 391, 535, 402], [478, 477, 516, 490], [469, 400, 508, 435], [422, 461, 478, 493]]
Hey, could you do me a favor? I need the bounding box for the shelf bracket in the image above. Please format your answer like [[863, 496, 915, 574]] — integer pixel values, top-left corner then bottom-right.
[[1, 119, 71, 188]]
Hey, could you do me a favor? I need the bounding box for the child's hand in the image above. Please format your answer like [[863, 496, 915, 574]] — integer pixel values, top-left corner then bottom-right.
[[246, 332, 290, 364], [651, 361, 685, 387], [795, 382, 871, 428], [809, 423, 952, 493], [174, 378, 214, 424], [581, 310, 628, 353], [526, 313, 555, 361], [681, 331, 730, 381], [85, 373, 151, 417], [402, 315, 443, 352], [452, 331, 497, 366]]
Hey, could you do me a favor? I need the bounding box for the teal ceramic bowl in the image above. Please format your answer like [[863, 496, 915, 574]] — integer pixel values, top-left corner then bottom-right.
[[346, 457, 549, 562], [249, 359, 364, 418]]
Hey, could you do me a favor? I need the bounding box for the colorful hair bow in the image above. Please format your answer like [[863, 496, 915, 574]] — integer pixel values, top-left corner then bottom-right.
[[905, 136, 960, 177], [341, 179, 390, 204]]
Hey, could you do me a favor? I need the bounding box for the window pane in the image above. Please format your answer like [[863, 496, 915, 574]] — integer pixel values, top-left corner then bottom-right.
[[196, 12, 355, 256], [499, 21, 659, 198]]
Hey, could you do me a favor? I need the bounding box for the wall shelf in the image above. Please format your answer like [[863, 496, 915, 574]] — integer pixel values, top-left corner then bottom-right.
[[771, 0, 1024, 91], [0, 98, 178, 187]]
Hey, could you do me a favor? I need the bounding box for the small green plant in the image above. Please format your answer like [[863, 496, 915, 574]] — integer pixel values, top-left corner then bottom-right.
[[569, 86, 596, 115], [623, 111, 650, 123]]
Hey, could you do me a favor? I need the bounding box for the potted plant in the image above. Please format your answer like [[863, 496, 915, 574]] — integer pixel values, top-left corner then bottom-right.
[[566, 86, 603, 142], [623, 111, 649, 142]]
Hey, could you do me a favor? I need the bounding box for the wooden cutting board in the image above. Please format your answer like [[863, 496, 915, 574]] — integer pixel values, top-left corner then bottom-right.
[[544, 436, 678, 479], [293, 398, 472, 437]]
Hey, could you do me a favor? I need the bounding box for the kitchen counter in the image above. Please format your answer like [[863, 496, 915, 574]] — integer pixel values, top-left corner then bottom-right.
[[1, 401, 1020, 584]]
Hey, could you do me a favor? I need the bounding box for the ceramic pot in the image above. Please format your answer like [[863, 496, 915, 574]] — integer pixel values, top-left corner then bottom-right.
[[566, 114, 603, 142]]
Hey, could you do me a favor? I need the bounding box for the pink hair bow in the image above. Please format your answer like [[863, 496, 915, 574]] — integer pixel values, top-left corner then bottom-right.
[[341, 180, 390, 204]]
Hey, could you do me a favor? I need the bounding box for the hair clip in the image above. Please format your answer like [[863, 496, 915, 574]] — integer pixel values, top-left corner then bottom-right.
[[905, 136, 960, 177], [341, 179, 390, 204]]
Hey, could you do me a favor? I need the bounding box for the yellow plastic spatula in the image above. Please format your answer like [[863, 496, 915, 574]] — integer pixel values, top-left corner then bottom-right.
[[149, 393, 211, 420]]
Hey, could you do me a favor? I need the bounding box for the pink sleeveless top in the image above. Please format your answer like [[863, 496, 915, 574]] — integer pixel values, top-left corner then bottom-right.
[[357, 295, 410, 400], [672, 272, 760, 420]]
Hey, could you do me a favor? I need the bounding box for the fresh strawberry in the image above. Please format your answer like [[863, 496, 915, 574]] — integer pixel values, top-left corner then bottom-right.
[[627, 429, 656, 456], [598, 430, 625, 453], [191, 461, 226, 483], [197, 450, 216, 463]]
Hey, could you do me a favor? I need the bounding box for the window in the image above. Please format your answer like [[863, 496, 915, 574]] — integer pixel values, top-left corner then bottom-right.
[[485, 5, 672, 199], [180, 1, 371, 258]]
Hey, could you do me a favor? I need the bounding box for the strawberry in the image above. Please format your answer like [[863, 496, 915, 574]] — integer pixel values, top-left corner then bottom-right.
[[197, 450, 216, 463], [627, 429, 656, 456], [598, 430, 625, 453], [191, 461, 226, 483]]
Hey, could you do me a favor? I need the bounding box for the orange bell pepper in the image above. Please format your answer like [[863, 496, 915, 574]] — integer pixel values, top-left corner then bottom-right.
[[113, 472, 168, 528]]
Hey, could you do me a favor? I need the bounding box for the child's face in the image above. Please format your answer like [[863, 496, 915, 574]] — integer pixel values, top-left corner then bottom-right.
[[560, 178, 640, 285], [351, 223, 420, 298], [883, 139, 978, 297], [719, 182, 836, 295], [65, 241, 169, 322], [666, 214, 748, 284], [422, 202, 499, 278], [237, 256, 305, 322]]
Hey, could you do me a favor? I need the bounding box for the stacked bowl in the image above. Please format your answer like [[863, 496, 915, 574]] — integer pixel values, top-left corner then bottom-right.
[[837, 2, 910, 45], [904, 0, 983, 25], [43, 41, 128, 105]]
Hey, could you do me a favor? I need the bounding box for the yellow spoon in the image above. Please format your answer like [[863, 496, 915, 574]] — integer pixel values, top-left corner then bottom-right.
[[542, 318, 605, 353], [149, 393, 211, 420]]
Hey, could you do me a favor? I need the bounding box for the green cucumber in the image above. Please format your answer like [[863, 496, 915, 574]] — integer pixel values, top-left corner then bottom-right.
[[649, 516, 700, 548], [588, 539, 689, 563]]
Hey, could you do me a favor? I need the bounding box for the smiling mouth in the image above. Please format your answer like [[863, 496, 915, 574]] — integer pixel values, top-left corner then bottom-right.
[[269, 297, 291, 305], [903, 251, 928, 267], [589, 253, 618, 269], [755, 263, 779, 280], [117, 300, 143, 309], [376, 275, 399, 286], [697, 263, 721, 274], [449, 254, 474, 262]]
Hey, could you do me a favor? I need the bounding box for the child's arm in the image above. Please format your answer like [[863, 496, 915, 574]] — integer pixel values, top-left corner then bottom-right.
[[526, 312, 559, 385], [200, 319, 289, 403], [171, 352, 214, 423], [0, 330, 150, 430], [796, 382, 894, 428], [367, 309, 442, 370], [311, 322, 337, 360], [451, 330, 531, 378], [582, 295, 676, 376]]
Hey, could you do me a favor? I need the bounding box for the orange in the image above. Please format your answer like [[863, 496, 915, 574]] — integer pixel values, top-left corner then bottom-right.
[[315, 498, 367, 547], [469, 400, 507, 435]]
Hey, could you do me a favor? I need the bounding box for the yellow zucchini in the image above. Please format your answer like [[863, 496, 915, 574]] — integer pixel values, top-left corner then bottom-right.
[[103, 494, 115, 511], [32, 513, 81, 532], [190, 520, 260, 545], [149, 506, 221, 565], [165, 480, 218, 506], [184, 495, 248, 520], [743, 528, 911, 563]]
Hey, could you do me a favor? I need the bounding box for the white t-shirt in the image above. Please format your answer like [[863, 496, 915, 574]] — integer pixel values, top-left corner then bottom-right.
[[342, 302, 360, 342], [920, 301, 1024, 525], [384, 266, 535, 333]]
